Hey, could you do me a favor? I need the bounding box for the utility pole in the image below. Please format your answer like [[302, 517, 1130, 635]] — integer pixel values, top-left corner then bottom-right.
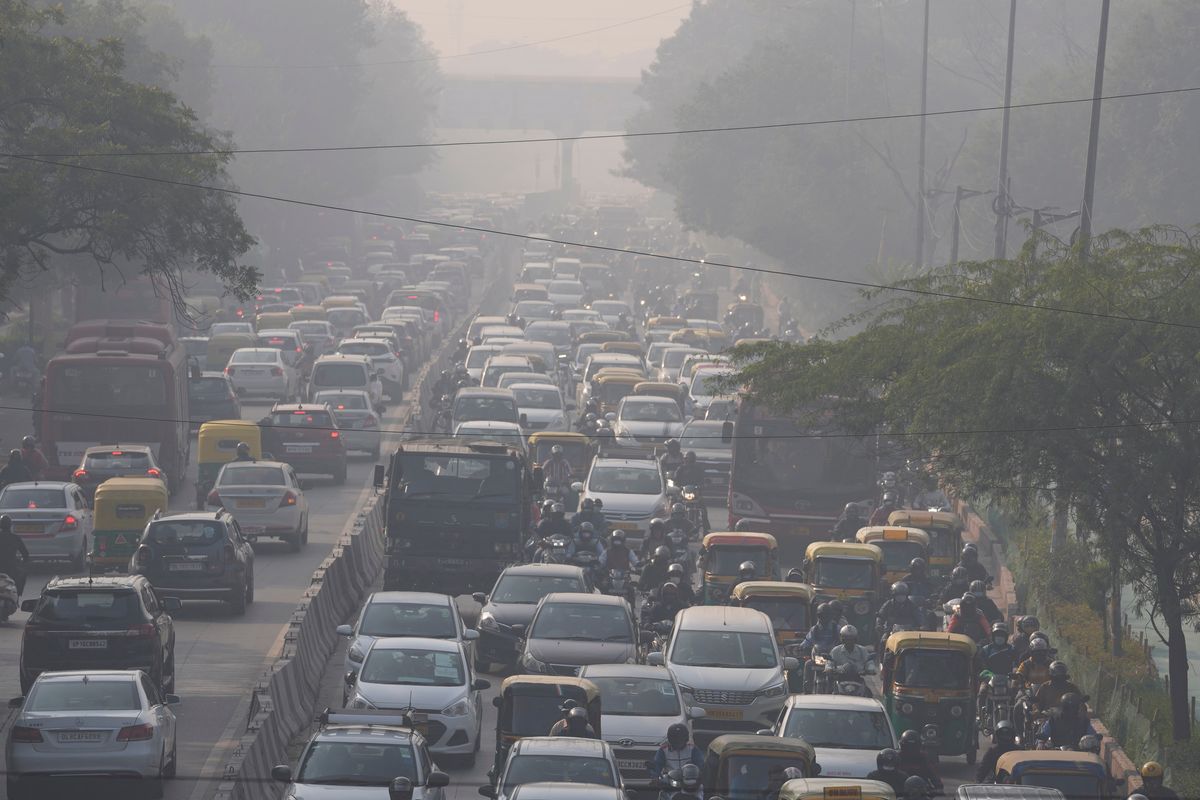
[[1078, 0, 1111, 263], [992, 0, 1017, 260], [913, 0, 931, 268], [845, 0, 857, 115]]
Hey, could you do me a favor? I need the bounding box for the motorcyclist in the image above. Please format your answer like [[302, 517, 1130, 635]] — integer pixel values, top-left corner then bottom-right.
[[571, 522, 606, 565], [0, 450, 32, 490], [980, 622, 1019, 675], [970, 579, 1003, 623], [1038, 692, 1094, 748], [958, 544, 991, 583], [665, 562, 696, 605], [827, 599, 849, 628], [897, 729, 943, 794], [902, 775, 933, 800], [234, 441, 255, 462], [947, 593, 990, 643], [1010, 615, 1041, 661], [975, 720, 1020, 782], [900, 558, 935, 603], [601, 530, 637, 572], [535, 502, 573, 541], [1138, 761, 1180, 800], [735, 561, 757, 588], [799, 602, 839, 657], [651, 723, 704, 785], [0, 515, 30, 596], [643, 581, 687, 625], [641, 518, 669, 559], [639, 546, 673, 595], [571, 498, 607, 537], [1015, 637, 1055, 687], [939, 566, 973, 604], [1033, 661, 1084, 712], [832, 502, 868, 540], [541, 445, 574, 493], [673, 452, 710, 530], [576, 411, 598, 435], [19, 436, 47, 481], [826, 625, 875, 694], [549, 704, 597, 738], [431, 369, 455, 399], [659, 439, 684, 475], [669, 762, 704, 800], [866, 748, 910, 795], [666, 502, 698, 541], [868, 491, 899, 526], [876, 582, 923, 647]]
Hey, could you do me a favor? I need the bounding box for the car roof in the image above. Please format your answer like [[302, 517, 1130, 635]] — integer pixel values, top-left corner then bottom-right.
[[541, 592, 626, 607], [366, 591, 454, 607], [682, 420, 724, 430], [591, 457, 659, 470], [1, 482, 72, 492], [511, 783, 625, 800], [45, 575, 146, 590], [511, 383, 559, 392], [83, 444, 153, 454], [314, 353, 371, 363], [195, 371, 229, 379], [314, 388, 372, 398], [501, 563, 587, 579], [457, 420, 522, 431], [314, 725, 414, 744], [455, 387, 515, 398], [156, 510, 232, 522], [219, 460, 288, 471], [513, 736, 611, 756], [677, 605, 772, 632], [784, 694, 887, 711], [620, 395, 676, 405], [368, 636, 460, 653], [578, 663, 674, 679], [271, 403, 334, 413]]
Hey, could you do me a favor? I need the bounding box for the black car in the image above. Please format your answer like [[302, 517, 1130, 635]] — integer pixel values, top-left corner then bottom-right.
[[471, 563, 592, 671], [130, 510, 255, 615], [19, 575, 180, 694], [189, 371, 243, 430]]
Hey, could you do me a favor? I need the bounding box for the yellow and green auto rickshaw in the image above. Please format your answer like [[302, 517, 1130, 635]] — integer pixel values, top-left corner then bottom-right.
[[854, 527, 931, 585], [731, 580, 815, 691], [195, 420, 263, 509], [490, 675, 601, 781], [205, 332, 256, 371], [994, 751, 1112, 800], [254, 310, 295, 331], [702, 735, 819, 799], [289, 304, 329, 323], [888, 510, 963, 581], [699, 531, 779, 604], [646, 316, 688, 331], [600, 341, 645, 359], [633, 381, 688, 416], [779, 778, 898, 800], [881, 631, 978, 764], [593, 372, 644, 416], [91, 477, 169, 572], [803, 542, 884, 634]]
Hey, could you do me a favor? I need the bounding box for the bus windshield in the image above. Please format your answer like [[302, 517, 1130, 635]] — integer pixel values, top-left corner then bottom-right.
[[732, 408, 875, 498], [50, 364, 167, 412]]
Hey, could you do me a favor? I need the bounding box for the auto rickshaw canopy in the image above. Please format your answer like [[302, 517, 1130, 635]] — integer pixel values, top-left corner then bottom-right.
[[197, 420, 264, 463], [527, 432, 592, 475], [577, 330, 631, 344], [646, 316, 687, 330], [995, 751, 1107, 775], [855, 527, 930, 548], [704, 734, 819, 794], [888, 509, 961, 532], [600, 341, 644, 357], [730, 580, 816, 603], [494, 675, 602, 737], [805, 541, 883, 563], [885, 630, 977, 656], [705, 531, 778, 549], [779, 778, 898, 800]]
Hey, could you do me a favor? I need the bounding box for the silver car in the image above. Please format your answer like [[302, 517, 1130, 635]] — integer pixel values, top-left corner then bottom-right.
[[512, 384, 570, 433], [579, 663, 704, 782], [772, 694, 898, 778], [0, 482, 92, 568], [579, 458, 671, 545], [483, 736, 622, 800], [206, 460, 308, 551], [346, 637, 489, 759], [313, 389, 382, 456], [648, 606, 797, 740], [613, 396, 686, 449], [225, 347, 297, 400], [337, 591, 479, 676], [6, 670, 180, 799]]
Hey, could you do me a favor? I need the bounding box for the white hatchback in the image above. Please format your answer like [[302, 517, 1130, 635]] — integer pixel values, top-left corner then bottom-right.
[[225, 347, 297, 400]]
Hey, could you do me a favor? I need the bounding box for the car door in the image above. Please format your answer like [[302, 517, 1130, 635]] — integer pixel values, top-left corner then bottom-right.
[[231, 520, 254, 574], [140, 672, 175, 755], [141, 585, 173, 673], [71, 488, 94, 541]]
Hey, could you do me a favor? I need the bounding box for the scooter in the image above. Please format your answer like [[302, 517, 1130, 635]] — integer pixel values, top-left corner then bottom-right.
[[825, 660, 874, 697], [0, 572, 20, 623]]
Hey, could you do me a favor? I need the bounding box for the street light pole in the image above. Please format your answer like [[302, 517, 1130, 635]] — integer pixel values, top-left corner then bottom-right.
[[1079, 0, 1111, 263], [914, 0, 930, 268], [992, 0, 1017, 260]]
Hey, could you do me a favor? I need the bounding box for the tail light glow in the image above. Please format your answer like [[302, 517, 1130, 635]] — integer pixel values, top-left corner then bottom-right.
[[61, 515, 78, 531], [116, 723, 154, 741], [207, 489, 222, 506], [280, 491, 298, 507], [72, 469, 88, 481], [146, 468, 162, 478], [330, 431, 340, 439]]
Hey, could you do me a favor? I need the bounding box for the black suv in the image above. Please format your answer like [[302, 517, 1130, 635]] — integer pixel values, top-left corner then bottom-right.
[[131, 510, 255, 615], [19, 575, 179, 694]]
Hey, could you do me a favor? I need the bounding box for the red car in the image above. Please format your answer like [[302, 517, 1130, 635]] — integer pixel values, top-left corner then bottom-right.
[[260, 404, 348, 484]]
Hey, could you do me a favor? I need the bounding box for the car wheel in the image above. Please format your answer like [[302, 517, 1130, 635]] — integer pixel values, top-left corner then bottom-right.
[[301, 517, 309, 545], [164, 737, 177, 778], [332, 462, 347, 485], [162, 653, 176, 695], [245, 575, 255, 605], [287, 529, 302, 553], [229, 581, 247, 616]]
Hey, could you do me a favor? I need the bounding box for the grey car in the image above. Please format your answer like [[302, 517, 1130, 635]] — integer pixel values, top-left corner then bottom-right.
[[337, 591, 479, 677], [676, 419, 733, 491], [472, 564, 592, 671], [517, 593, 637, 677]]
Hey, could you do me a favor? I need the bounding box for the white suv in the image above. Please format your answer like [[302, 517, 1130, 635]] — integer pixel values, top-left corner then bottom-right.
[[337, 338, 405, 400], [309, 353, 384, 410]]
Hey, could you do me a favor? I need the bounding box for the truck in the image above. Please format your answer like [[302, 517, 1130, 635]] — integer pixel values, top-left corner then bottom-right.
[[378, 439, 539, 595]]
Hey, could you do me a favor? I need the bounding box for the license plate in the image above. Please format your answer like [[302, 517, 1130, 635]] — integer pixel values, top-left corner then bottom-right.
[[613, 522, 639, 531], [169, 562, 204, 571], [706, 709, 743, 720], [58, 731, 105, 743], [285, 444, 313, 453], [618, 759, 645, 771], [242, 525, 265, 535], [14, 523, 41, 534], [242, 369, 264, 375], [238, 498, 266, 509], [69, 639, 107, 650]]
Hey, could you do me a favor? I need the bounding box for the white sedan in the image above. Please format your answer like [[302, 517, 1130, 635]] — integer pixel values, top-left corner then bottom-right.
[[5, 670, 180, 800], [225, 347, 297, 400], [206, 460, 309, 551], [511, 383, 570, 433], [0, 482, 92, 569]]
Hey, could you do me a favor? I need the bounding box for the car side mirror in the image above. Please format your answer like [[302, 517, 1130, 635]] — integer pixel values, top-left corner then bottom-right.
[[471, 592, 488, 604], [344, 671, 358, 686], [426, 771, 450, 789], [8, 696, 24, 709], [492, 696, 502, 708], [646, 652, 665, 667], [687, 706, 706, 720], [756, 728, 774, 736], [478, 787, 497, 799], [336, 624, 354, 636], [473, 678, 492, 691], [783, 656, 800, 671], [20, 599, 37, 613], [571, 481, 584, 493], [463, 629, 480, 641], [721, 420, 733, 444], [165, 694, 182, 705], [161, 597, 182, 612], [373, 464, 386, 488], [271, 765, 293, 783], [388, 777, 415, 800], [511, 623, 526, 637]]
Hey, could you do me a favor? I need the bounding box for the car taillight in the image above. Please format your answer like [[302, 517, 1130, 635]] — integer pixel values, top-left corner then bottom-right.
[[128, 623, 156, 638], [116, 723, 154, 742], [271, 367, 283, 377], [330, 431, 340, 439], [61, 515, 78, 531], [223, 543, 235, 562], [207, 489, 222, 506], [433, 310, 441, 322], [280, 491, 298, 508], [224, 366, 233, 375], [135, 545, 152, 568], [11, 726, 43, 743], [146, 468, 162, 478], [72, 469, 88, 482]]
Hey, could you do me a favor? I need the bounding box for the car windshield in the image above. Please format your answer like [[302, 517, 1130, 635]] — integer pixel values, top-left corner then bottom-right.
[[270, 410, 335, 428], [531, 603, 632, 642], [312, 364, 367, 386], [317, 393, 369, 411], [85, 450, 150, 470], [708, 546, 769, 576], [548, 281, 583, 294], [360, 602, 456, 638], [211, 323, 252, 336], [145, 520, 223, 545], [453, 397, 518, 423], [292, 323, 331, 336], [894, 650, 971, 689], [503, 755, 615, 794], [339, 342, 387, 356], [680, 425, 729, 451], [590, 676, 681, 716], [492, 574, 586, 604], [297, 741, 417, 785], [621, 401, 681, 423], [514, 388, 561, 409], [691, 371, 732, 397], [721, 755, 809, 793], [663, 350, 702, 369], [744, 599, 809, 631], [588, 466, 661, 495], [0, 488, 66, 509], [525, 324, 571, 347], [874, 541, 926, 571], [28, 680, 141, 712], [814, 557, 875, 589], [190, 378, 232, 401], [670, 629, 777, 669], [32, 590, 143, 623], [782, 707, 894, 749], [361, 647, 465, 687], [231, 350, 277, 364], [591, 302, 628, 316], [218, 466, 286, 486]]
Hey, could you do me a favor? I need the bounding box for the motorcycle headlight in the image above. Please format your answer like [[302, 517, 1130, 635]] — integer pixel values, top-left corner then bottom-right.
[[759, 681, 787, 699], [521, 652, 547, 674], [442, 698, 472, 717], [900, 701, 916, 715], [351, 695, 377, 710], [348, 643, 366, 663], [853, 600, 870, 615], [949, 704, 964, 717], [682, 490, 696, 501]]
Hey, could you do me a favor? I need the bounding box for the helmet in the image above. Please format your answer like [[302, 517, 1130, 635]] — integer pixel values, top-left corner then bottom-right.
[[816, 603, 832, 622], [649, 518, 665, 533], [559, 698, 579, 713], [1048, 660, 1069, 679], [579, 524, 594, 540], [593, 499, 603, 509], [654, 546, 671, 561], [892, 582, 910, 598], [909, 557, 927, 573], [951, 566, 968, 582], [0, 514, 10, 533], [667, 563, 684, 578], [542, 499, 555, 513], [1019, 615, 1041, 633], [1141, 762, 1165, 780], [1078, 734, 1101, 753], [681, 763, 702, 790], [1029, 638, 1050, 654], [1060, 692, 1083, 712], [604, 412, 616, 422], [236, 441, 252, 456], [739, 561, 756, 578], [969, 579, 987, 596], [667, 722, 689, 748], [961, 546, 978, 562], [684, 450, 697, 462], [899, 729, 921, 751], [671, 503, 685, 516], [786, 567, 804, 583], [882, 491, 897, 504], [959, 593, 977, 612], [994, 720, 1016, 743], [582, 498, 595, 509], [611, 531, 625, 546], [666, 439, 680, 452], [734, 518, 755, 531], [904, 775, 930, 798], [1030, 630, 1051, 647], [839, 625, 858, 644], [781, 766, 804, 782], [661, 581, 679, 597], [828, 600, 844, 619], [991, 622, 1009, 637], [21, 436, 35, 448], [566, 706, 589, 728], [552, 502, 565, 515], [585, 413, 597, 423], [551, 445, 563, 456], [877, 748, 900, 771]]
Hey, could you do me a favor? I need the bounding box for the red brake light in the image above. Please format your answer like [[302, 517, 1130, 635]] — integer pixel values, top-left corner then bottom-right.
[[207, 489, 222, 506], [330, 431, 340, 439], [146, 468, 162, 478], [72, 469, 87, 481], [224, 367, 233, 375], [280, 491, 298, 508], [433, 310, 441, 322], [12, 726, 43, 743], [116, 723, 154, 742], [61, 515, 78, 531], [128, 623, 156, 638], [110, 450, 124, 456]]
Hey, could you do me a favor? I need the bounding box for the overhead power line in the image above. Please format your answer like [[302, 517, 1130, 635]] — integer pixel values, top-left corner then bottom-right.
[[8, 84, 1198, 159], [8, 152, 1200, 333]]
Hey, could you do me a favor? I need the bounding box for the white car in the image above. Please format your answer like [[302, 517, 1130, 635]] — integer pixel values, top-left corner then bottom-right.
[[6, 670, 179, 800], [346, 637, 488, 759], [589, 301, 633, 328], [613, 396, 686, 448], [206, 460, 309, 551], [225, 347, 297, 400], [511, 383, 570, 433], [453, 421, 529, 459], [0, 482, 92, 568], [496, 372, 555, 390], [481, 355, 536, 388], [773, 695, 898, 778], [464, 344, 504, 383], [579, 457, 671, 544], [336, 591, 479, 676], [337, 338, 405, 400], [547, 279, 586, 308], [654, 347, 705, 383], [686, 365, 735, 415], [313, 389, 381, 456], [523, 321, 573, 355], [484, 737, 622, 800]]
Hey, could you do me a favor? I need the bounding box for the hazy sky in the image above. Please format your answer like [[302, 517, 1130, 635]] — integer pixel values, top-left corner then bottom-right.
[[391, 0, 693, 76]]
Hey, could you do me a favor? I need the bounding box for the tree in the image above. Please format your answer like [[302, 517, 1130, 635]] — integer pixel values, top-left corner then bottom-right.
[[727, 228, 1200, 740], [0, 0, 256, 311]]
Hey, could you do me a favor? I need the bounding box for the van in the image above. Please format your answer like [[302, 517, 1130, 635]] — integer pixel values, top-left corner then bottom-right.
[[308, 354, 383, 409], [451, 388, 521, 431]]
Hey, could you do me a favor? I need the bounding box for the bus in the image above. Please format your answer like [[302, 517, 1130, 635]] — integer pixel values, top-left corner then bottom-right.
[[72, 275, 174, 325], [38, 320, 190, 487], [727, 399, 877, 543]]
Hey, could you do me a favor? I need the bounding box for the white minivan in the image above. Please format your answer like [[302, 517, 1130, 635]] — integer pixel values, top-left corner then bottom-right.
[[308, 354, 384, 411]]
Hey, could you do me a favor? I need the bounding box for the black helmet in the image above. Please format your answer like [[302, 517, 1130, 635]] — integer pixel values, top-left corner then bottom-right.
[[611, 530, 625, 546], [21, 436, 35, 448], [828, 600, 844, 619], [1060, 692, 1083, 712], [995, 720, 1016, 742], [904, 775, 930, 798], [680, 763, 701, 791], [662, 581, 680, 597], [582, 497, 595, 509], [959, 593, 977, 612], [559, 698, 579, 713], [667, 722, 689, 748], [0, 514, 11, 533], [877, 748, 900, 771], [567, 706, 588, 728], [899, 729, 921, 751], [683, 450, 697, 462], [816, 602, 832, 622], [236, 441, 252, 456], [951, 566, 968, 582], [892, 582, 910, 598], [667, 563, 684, 578], [550, 444, 564, 456], [786, 567, 804, 583], [969, 579, 987, 596], [991, 622, 1009, 637], [882, 491, 897, 504], [909, 557, 926, 573], [961, 546, 978, 563], [654, 545, 671, 561], [649, 518, 665, 533], [734, 518, 755, 531], [579, 524, 594, 540], [671, 502, 685, 516], [1019, 615, 1041, 633], [1079, 734, 1101, 753], [839, 625, 858, 645], [666, 439, 680, 452], [1049, 660, 1069, 679], [552, 503, 565, 516], [1029, 637, 1050, 654]]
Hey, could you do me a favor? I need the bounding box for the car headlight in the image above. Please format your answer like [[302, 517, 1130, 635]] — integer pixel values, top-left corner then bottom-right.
[[853, 600, 870, 615], [442, 698, 472, 717], [478, 612, 499, 630], [521, 652, 547, 674], [759, 681, 788, 699], [348, 643, 366, 663], [352, 695, 376, 710]]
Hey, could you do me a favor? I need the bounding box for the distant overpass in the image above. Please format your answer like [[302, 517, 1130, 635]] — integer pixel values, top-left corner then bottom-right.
[[437, 74, 640, 196]]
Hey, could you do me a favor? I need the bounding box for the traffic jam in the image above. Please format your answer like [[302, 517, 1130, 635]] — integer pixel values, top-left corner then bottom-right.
[[0, 200, 1116, 800]]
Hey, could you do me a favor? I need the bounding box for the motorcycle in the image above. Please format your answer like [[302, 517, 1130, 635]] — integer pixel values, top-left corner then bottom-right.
[[0, 572, 19, 622], [647, 766, 702, 800], [539, 535, 572, 565], [979, 672, 1013, 741], [665, 529, 692, 577], [606, 568, 634, 604], [824, 660, 873, 697], [570, 548, 601, 581], [432, 394, 453, 433], [808, 650, 833, 694], [543, 480, 568, 504], [679, 486, 706, 535]]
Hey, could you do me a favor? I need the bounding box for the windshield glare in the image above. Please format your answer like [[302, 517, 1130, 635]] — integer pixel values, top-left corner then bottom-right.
[[218, 466, 286, 486], [297, 741, 417, 785], [0, 488, 66, 509], [28, 680, 141, 711], [670, 629, 778, 669], [783, 708, 893, 749], [361, 602, 456, 637], [622, 401, 681, 422], [588, 466, 661, 495], [493, 575, 585, 604], [532, 603, 632, 642], [590, 676, 680, 717], [360, 647, 464, 686], [514, 388, 561, 409]]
